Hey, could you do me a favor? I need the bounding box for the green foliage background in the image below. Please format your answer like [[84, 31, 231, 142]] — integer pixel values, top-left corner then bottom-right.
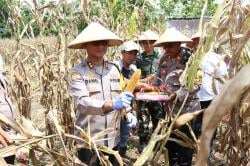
[[0, 0, 14, 37], [0, 0, 217, 38], [160, 0, 217, 17]]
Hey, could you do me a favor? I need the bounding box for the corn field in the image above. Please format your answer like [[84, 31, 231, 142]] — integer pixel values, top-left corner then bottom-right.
[[0, 0, 249, 165]]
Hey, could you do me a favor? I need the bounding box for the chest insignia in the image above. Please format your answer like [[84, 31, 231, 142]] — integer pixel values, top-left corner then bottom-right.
[[71, 72, 81, 81], [86, 72, 96, 78]]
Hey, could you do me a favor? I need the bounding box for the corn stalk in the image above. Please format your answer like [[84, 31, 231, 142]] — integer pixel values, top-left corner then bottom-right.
[[193, 0, 250, 165]]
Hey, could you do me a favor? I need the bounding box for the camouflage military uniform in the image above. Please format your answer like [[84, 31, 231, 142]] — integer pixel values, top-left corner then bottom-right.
[[135, 51, 159, 79], [135, 51, 163, 148]]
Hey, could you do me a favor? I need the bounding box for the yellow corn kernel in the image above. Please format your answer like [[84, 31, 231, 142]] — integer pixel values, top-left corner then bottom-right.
[[125, 69, 141, 92]]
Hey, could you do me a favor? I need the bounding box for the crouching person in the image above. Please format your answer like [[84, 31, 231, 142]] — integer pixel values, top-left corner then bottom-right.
[[67, 22, 133, 165]]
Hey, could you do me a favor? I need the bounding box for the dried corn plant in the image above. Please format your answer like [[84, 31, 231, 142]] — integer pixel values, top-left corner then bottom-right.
[[1, 1, 83, 165], [1, 0, 163, 165], [186, 0, 250, 165], [10, 50, 32, 119], [3, 0, 250, 165], [134, 92, 200, 166], [134, 0, 250, 165]]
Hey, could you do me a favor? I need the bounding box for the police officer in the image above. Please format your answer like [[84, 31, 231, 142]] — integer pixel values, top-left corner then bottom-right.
[[154, 28, 200, 166], [155, 28, 192, 79], [68, 22, 134, 165], [134, 30, 163, 153], [0, 72, 16, 164], [115, 41, 139, 156]]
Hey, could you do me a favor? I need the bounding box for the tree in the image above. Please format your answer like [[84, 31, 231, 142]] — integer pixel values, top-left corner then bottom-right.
[[0, 0, 14, 38], [160, 0, 217, 18], [4, 0, 218, 38]]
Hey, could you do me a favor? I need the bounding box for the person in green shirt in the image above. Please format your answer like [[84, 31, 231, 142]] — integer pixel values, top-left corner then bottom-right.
[[134, 30, 163, 153]]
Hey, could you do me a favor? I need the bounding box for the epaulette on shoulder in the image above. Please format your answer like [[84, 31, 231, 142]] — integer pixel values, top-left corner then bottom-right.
[[107, 61, 121, 73]]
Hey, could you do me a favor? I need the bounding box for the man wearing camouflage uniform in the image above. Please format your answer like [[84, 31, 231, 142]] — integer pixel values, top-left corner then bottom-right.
[[134, 30, 163, 152], [68, 22, 133, 165], [154, 28, 200, 166]]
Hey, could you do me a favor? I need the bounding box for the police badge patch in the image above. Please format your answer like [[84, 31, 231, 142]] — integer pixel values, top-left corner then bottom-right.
[[86, 72, 96, 78], [71, 72, 81, 81]]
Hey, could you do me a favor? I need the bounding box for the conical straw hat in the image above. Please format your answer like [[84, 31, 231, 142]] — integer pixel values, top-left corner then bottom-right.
[[137, 30, 159, 41], [68, 22, 123, 49], [153, 28, 192, 47], [191, 32, 201, 40]]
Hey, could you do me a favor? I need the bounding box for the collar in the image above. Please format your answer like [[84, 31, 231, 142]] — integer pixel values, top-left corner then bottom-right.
[[83, 58, 109, 70], [83, 58, 110, 76], [141, 50, 159, 59], [120, 61, 129, 70], [162, 54, 180, 65]]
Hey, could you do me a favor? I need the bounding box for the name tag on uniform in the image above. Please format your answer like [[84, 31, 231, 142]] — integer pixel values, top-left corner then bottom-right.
[[110, 79, 119, 83], [85, 78, 98, 84]]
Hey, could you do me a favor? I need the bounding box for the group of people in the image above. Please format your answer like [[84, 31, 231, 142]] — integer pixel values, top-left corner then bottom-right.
[[0, 21, 228, 165], [67, 22, 229, 166]]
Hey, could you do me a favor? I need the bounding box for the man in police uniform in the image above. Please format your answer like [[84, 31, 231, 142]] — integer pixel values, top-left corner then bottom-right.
[[154, 28, 200, 166], [155, 28, 191, 80], [68, 22, 133, 165], [134, 30, 163, 153], [115, 40, 139, 156]]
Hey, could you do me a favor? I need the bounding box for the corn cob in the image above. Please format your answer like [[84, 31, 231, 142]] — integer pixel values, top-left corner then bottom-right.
[[119, 69, 141, 121], [124, 69, 141, 92]]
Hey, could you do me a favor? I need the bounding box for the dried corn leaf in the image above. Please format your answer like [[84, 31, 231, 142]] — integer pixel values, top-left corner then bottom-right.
[[0, 113, 29, 137], [0, 135, 57, 157], [134, 134, 167, 166], [0, 158, 8, 166], [174, 109, 204, 128], [92, 128, 115, 141], [168, 138, 193, 149], [47, 111, 70, 165], [99, 145, 123, 166]]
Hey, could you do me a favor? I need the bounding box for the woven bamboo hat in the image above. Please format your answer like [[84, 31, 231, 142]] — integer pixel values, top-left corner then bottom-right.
[[137, 30, 159, 41], [153, 28, 192, 47], [191, 32, 201, 40], [68, 22, 123, 49]]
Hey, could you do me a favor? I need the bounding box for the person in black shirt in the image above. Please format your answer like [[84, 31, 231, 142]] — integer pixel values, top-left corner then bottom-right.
[[115, 41, 140, 156]]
